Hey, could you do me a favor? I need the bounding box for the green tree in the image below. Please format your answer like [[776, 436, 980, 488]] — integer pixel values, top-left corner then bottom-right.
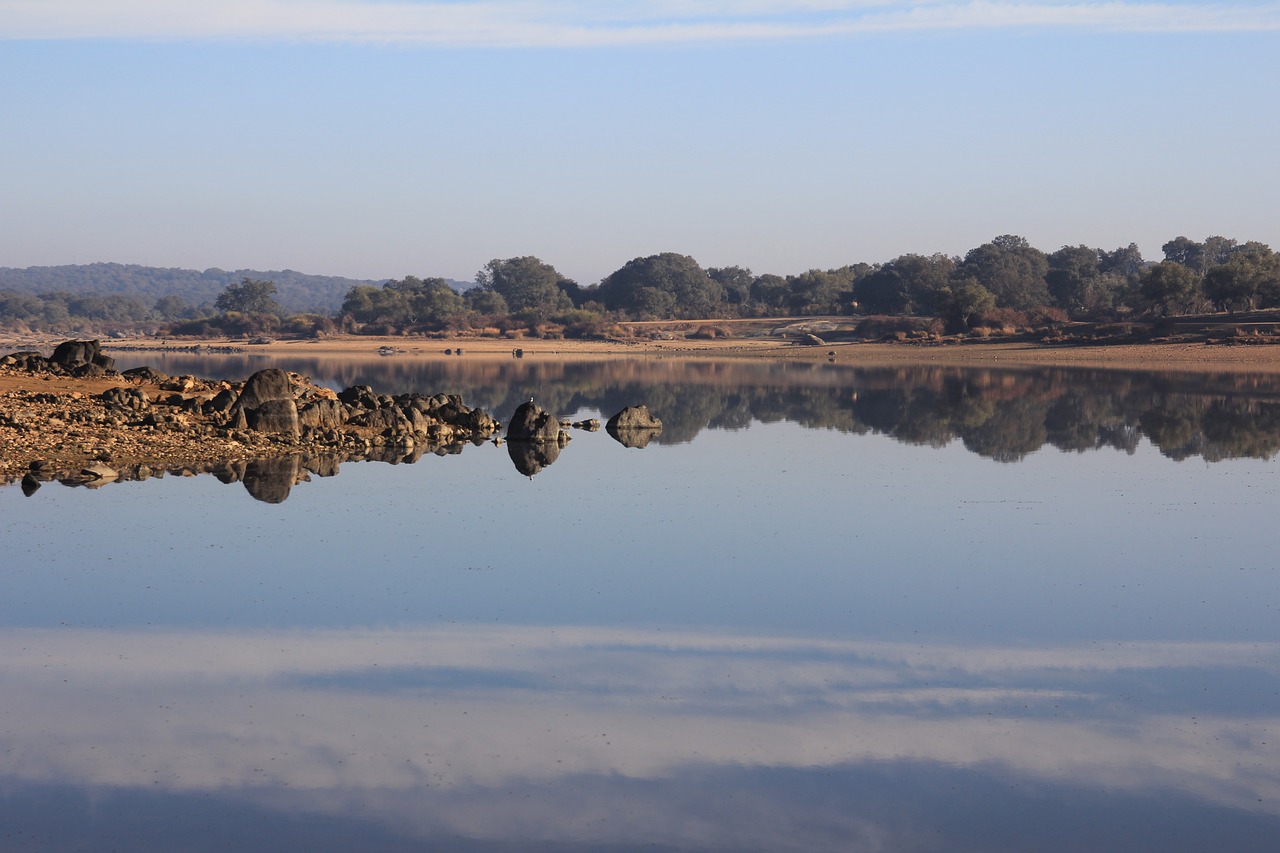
[[956, 235, 1050, 309], [855, 253, 955, 315], [708, 266, 754, 309], [749, 274, 790, 313], [1204, 246, 1280, 311], [786, 267, 857, 314], [215, 278, 281, 315], [943, 279, 997, 331], [597, 253, 723, 319], [1140, 261, 1200, 315], [1046, 245, 1101, 315], [465, 287, 510, 316], [475, 256, 571, 318]]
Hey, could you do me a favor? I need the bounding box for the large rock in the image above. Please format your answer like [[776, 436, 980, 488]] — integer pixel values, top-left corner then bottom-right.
[[506, 401, 565, 443], [606, 405, 663, 431], [246, 398, 300, 437], [606, 405, 663, 448], [234, 369, 295, 411], [51, 339, 113, 371], [298, 399, 348, 431]]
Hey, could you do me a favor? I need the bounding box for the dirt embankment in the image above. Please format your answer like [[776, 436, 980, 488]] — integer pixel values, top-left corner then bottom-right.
[[0, 341, 500, 489]]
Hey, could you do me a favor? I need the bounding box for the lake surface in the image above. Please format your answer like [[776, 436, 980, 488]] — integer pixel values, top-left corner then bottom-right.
[[3, 353, 1279, 851]]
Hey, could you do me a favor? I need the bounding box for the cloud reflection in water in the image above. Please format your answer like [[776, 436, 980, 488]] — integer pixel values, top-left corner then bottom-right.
[[2, 625, 1277, 848]]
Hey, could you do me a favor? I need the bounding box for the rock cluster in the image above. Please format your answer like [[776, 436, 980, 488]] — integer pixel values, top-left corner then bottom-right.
[[1, 340, 501, 488]]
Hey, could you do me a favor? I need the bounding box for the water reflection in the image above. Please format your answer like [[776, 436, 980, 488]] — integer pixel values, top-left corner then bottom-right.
[[2, 625, 1276, 850], [114, 352, 1280, 464]]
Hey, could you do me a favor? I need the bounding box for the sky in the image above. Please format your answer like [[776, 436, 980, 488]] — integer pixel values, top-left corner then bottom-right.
[[1, 1, 1278, 285]]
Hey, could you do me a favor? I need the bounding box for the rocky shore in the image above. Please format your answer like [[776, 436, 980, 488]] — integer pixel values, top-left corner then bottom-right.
[[1, 340, 502, 493]]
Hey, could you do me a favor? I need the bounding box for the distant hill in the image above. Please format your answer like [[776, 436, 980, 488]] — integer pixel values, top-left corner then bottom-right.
[[0, 263, 474, 315]]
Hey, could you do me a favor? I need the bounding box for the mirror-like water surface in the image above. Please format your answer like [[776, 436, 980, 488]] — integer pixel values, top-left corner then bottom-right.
[[3, 355, 1278, 851]]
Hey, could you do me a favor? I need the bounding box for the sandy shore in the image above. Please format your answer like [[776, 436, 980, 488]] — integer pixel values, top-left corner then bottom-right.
[[27, 333, 1280, 373]]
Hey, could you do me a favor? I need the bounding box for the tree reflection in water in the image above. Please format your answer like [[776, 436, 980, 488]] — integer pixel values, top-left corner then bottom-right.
[[77, 353, 1280, 501]]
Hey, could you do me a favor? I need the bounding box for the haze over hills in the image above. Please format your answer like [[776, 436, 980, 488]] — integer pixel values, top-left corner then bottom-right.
[[0, 263, 474, 315]]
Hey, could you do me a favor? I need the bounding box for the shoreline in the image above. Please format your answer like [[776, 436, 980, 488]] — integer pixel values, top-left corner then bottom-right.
[[8, 334, 1280, 487], [4, 333, 1278, 373]]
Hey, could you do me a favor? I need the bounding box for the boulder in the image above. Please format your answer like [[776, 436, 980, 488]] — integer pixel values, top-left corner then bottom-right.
[[506, 401, 564, 443], [122, 366, 170, 384], [606, 405, 663, 448], [246, 398, 300, 437], [298, 399, 348, 431], [338, 385, 379, 409], [234, 369, 295, 411], [50, 339, 104, 370], [71, 362, 108, 378], [605, 405, 663, 431]]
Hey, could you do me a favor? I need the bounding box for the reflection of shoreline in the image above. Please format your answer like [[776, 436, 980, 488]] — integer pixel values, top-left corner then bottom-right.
[[2, 625, 1277, 846], [110, 354, 1280, 463]]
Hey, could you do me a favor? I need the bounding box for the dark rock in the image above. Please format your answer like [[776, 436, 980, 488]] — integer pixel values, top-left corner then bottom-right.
[[606, 405, 663, 431], [348, 406, 410, 434], [506, 401, 565, 443], [101, 386, 149, 412], [234, 369, 295, 411], [203, 387, 239, 416], [572, 419, 601, 431], [246, 398, 300, 437], [71, 362, 108, 378], [338, 385, 379, 409], [298, 399, 348, 431], [122, 366, 170, 384], [606, 405, 663, 448], [50, 339, 102, 369]]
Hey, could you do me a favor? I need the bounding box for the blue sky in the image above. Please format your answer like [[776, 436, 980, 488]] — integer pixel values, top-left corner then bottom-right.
[[2, 1, 1277, 285]]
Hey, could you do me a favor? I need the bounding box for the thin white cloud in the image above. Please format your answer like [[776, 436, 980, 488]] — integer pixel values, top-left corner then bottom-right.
[[0, 0, 1277, 45]]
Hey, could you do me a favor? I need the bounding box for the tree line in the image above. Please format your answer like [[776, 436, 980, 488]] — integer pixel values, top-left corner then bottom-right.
[[2, 234, 1277, 335]]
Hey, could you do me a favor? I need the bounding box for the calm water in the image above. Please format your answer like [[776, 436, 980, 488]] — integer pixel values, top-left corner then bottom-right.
[[2, 353, 1279, 851]]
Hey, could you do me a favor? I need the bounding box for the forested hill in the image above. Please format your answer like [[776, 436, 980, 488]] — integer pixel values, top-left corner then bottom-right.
[[0, 263, 392, 315]]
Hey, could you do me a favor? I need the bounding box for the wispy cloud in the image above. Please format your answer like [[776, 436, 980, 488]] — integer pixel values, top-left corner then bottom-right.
[[1, 0, 1277, 45]]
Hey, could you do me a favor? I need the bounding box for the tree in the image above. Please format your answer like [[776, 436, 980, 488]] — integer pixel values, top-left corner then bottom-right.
[[1099, 243, 1144, 279], [1046, 245, 1101, 315], [855, 253, 955, 315], [1140, 261, 1200, 315], [943, 279, 996, 331], [956, 235, 1050, 309], [1204, 246, 1280, 311], [475, 256, 571, 318], [597, 253, 723, 319], [153, 294, 193, 320], [749, 274, 790, 313], [786, 267, 857, 314], [465, 287, 510, 316], [215, 278, 281, 315], [708, 266, 754, 308]]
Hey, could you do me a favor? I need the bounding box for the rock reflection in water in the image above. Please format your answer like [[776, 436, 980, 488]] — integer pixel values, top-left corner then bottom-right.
[[506, 438, 562, 477]]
